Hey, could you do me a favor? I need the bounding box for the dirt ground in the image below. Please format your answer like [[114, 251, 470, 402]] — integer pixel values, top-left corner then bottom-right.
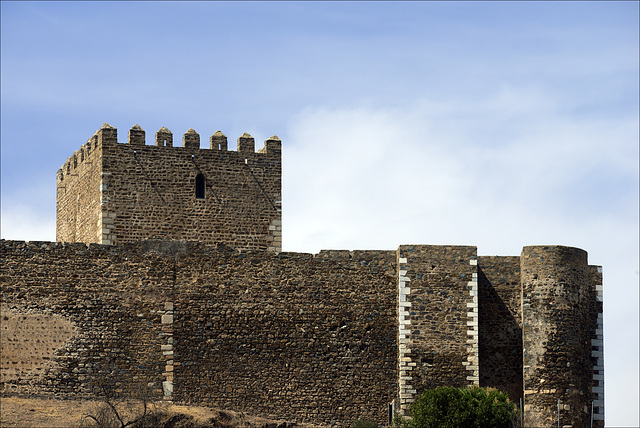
[[0, 396, 318, 428]]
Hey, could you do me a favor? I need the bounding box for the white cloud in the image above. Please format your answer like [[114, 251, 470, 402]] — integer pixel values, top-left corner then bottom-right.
[[283, 93, 638, 249], [1, 203, 56, 242]]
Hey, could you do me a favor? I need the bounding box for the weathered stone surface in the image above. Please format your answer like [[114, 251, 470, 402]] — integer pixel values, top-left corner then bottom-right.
[[396, 245, 478, 413], [56, 125, 281, 252], [521, 246, 601, 427], [477, 256, 523, 402], [0, 241, 397, 426], [0, 239, 603, 427]]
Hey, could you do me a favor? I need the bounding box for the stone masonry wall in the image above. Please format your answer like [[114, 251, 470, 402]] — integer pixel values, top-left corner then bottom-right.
[[0, 240, 397, 427], [56, 131, 103, 244], [1, 240, 603, 426], [1, 240, 172, 399], [396, 245, 478, 414], [588, 265, 605, 426], [57, 124, 282, 252], [521, 246, 597, 428], [477, 256, 523, 404], [173, 248, 398, 425]]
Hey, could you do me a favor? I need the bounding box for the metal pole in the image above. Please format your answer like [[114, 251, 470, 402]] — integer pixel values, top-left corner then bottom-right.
[[558, 398, 561, 428], [520, 398, 523, 428], [591, 401, 594, 428]]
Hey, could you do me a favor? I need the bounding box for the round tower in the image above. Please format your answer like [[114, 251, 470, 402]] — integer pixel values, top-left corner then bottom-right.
[[521, 245, 593, 427]]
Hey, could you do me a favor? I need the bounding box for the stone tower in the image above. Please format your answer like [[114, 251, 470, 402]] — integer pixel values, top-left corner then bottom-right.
[[521, 246, 604, 426], [56, 123, 282, 252]]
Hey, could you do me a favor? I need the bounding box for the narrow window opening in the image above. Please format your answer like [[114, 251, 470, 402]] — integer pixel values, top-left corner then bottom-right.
[[195, 174, 205, 199]]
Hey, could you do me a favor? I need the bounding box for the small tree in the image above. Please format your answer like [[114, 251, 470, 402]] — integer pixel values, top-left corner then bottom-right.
[[82, 374, 160, 428], [396, 386, 518, 428]]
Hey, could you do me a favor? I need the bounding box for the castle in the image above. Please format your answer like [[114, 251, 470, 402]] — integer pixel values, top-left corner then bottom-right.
[[1, 123, 604, 427]]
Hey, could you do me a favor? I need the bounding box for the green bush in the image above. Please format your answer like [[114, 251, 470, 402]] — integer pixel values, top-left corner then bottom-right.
[[397, 386, 518, 428]]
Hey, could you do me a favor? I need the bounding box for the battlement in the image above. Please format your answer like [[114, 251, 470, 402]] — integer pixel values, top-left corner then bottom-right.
[[57, 123, 281, 183], [56, 123, 282, 251]]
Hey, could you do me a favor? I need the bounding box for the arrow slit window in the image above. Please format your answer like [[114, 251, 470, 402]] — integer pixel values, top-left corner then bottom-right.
[[195, 174, 205, 199]]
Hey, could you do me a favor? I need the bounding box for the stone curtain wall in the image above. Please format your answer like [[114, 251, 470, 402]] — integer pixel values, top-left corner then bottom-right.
[[477, 256, 523, 403], [1, 240, 603, 426], [0, 241, 397, 427], [396, 245, 478, 414], [1, 308, 77, 389], [174, 248, 398, 425], [1, 241, 172, 398], [57, 124, 282, 252]]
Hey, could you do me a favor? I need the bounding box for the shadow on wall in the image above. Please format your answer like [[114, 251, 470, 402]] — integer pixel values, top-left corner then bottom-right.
[[477, 265, 523, 404]]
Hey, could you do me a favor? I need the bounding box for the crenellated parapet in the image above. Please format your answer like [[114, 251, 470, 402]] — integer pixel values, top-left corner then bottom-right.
[[128, 124, 145, 146], [210, 130, 227, 151], [57, 123, 115, 184], [57, 123, 281, 184]]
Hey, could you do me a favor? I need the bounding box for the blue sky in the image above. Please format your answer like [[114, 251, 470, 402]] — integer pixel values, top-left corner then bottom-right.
[[1, 1, 638, 425]]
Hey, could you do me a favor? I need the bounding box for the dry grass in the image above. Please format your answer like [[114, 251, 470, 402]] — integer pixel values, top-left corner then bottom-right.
[[1, 397, 99, 428], [0, 396, 319, 428]]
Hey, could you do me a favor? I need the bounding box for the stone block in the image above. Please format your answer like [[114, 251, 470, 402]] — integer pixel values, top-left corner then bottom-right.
[[162, 380, 173, 396]]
